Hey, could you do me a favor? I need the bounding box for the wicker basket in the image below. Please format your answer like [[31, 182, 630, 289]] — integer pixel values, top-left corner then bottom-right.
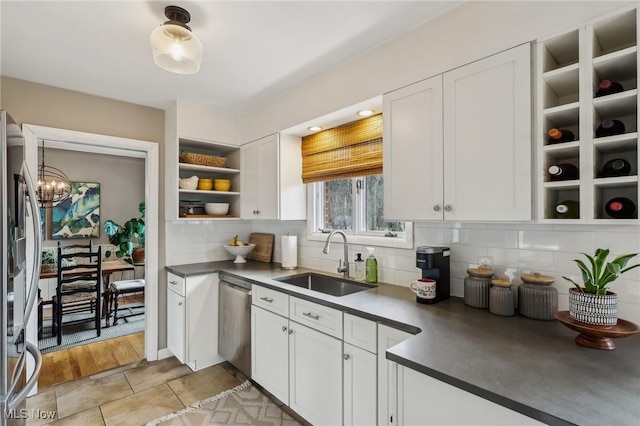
[[180, 152, 226, 168]]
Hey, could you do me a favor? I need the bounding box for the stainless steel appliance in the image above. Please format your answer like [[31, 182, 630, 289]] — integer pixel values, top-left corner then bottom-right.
[[1, 110, 43, 426], [415, 246, 450, 304], [218, 272, 251, 378]]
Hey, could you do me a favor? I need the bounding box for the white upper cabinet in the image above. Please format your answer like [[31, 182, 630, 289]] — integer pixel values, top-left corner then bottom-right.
[[384, 43, 532, 221], [384, 75, 444, 221], [241, 133, 306, 220]]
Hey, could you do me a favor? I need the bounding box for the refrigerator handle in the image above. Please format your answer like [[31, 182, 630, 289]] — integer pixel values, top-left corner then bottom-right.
[[21, 162, 42, 324], [7, 342, 42, 410]]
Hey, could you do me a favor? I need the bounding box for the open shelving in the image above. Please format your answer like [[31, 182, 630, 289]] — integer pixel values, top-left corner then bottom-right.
[[536, 6, 639, 223]]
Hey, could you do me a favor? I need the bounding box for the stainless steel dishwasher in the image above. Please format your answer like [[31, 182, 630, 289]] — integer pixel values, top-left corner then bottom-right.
[[218, 272, 252, 378]]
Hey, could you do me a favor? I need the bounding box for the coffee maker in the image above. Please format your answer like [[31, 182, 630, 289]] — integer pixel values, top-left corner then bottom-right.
[[415, 246, 450, 304]]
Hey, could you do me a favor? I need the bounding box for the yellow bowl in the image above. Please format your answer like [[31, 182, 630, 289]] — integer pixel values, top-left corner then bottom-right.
[[214, 179, 231, 191], [197, 179, 213, 190]]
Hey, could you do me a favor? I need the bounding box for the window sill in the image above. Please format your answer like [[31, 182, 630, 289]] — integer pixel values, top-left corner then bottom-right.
[[307, 223, 414, 249]]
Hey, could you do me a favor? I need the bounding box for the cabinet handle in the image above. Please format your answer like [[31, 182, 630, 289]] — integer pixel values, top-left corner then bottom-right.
[[344, 354, 350, 360], [303, 312, 320, 320], [444, 204, 452, 212], [178, 302, 183, 306], [433, 205, 440, 212], [169, 280, 178, 285], [260, 296, 274, 303], [288, 329, 293, 335], [282, 326, 287, 332]]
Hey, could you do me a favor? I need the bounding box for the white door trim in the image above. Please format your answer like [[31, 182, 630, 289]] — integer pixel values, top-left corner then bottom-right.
[[21, 124, 160, 368]]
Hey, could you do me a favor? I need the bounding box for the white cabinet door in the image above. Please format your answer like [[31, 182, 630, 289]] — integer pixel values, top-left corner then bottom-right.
[[167, 288, 186, 363], [443, 43, 531, 221], [378, 325, 412, 426], [397, 365, 543, 425], [384, 75, 444, 221], [289, 321, 343, 426], [344, 342, 377, 426], [241, 134, 279, 219], [251, 305, 290, 404], [185, 273, 224, 370]]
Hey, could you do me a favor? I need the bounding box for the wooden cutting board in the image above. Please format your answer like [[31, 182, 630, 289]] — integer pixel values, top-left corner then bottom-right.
[[247, 233, 275, 263]]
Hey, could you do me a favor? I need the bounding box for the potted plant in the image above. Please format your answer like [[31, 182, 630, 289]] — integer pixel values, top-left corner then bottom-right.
[[41, 248, 57, 274], [103, 202, 145, 264], [563, 248, 639, 326]]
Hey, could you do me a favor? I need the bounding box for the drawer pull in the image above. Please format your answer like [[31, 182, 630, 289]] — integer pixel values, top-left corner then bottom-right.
[[303, 312, 320, 320], [169, 280, 178, 285], [260, 296, 274, 303]]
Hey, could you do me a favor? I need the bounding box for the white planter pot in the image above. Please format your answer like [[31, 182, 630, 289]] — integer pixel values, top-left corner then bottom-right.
[[568, 288, 618, 326]]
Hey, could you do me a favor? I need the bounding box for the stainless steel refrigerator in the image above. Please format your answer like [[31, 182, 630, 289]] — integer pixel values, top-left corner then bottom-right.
[[1, 110, 42, 426]]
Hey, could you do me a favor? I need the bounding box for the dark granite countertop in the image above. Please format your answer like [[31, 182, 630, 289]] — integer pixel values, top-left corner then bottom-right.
[[166, 261, 640, 425]]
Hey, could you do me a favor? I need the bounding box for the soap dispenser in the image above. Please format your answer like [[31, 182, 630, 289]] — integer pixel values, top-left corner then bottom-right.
[[365, 247, 378, 283], [354, 253, 365, 280]]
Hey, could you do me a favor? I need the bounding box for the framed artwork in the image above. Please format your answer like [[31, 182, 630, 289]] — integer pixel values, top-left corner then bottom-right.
[[51, 182, 100, 239]]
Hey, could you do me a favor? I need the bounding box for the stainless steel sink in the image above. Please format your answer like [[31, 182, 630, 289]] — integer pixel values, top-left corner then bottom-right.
[[274, 273, 376, 297]]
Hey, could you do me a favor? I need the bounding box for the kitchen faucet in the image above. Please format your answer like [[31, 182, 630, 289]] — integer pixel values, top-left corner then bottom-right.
[[322, 230, 350, 279]]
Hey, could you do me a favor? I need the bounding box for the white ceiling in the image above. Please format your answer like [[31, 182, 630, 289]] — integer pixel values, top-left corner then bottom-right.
[[1, 1, 460, 115]]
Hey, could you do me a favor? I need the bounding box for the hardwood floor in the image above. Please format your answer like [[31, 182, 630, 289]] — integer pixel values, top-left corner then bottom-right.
[[38, 331, 145, 389]]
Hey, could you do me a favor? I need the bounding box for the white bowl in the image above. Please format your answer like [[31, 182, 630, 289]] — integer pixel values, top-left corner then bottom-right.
[[224, 243, 256, 263], [204, 203, 229, 215], [179, 175, 199, 190]]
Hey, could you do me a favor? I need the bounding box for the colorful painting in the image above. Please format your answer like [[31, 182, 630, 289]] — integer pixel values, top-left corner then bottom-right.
[[51, 182, 100, 239]]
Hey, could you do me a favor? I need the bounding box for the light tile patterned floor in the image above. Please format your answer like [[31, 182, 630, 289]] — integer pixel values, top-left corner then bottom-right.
[[26, 358, 243, 425]]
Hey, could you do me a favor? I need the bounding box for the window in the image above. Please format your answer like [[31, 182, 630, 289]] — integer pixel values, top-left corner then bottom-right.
[[311, 174, 406, 238]]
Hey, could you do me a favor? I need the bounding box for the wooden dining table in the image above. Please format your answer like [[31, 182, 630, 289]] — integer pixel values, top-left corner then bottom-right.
[[40, 259, 135, 327]]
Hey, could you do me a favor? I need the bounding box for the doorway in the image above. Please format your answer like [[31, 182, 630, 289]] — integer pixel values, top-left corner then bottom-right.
[[22, 124, 159, 392]]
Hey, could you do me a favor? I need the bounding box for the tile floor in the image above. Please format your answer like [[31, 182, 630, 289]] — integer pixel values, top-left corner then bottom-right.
[[25, 357, 244, 426]]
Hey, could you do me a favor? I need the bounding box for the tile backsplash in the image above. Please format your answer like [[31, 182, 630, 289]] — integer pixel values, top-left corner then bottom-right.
[[166, 220, 640, 323]]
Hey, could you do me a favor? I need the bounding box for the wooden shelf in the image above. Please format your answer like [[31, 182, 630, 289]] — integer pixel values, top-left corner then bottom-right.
[[179, 163, 240, 174], [179, 189, 240, 196]]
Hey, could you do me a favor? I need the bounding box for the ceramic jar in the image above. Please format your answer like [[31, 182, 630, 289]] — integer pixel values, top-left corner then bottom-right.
[[197, 178, 213, 190], [464, 268, 494, 309], [518, 273, 557, 320], [489, 278, 515, 317]]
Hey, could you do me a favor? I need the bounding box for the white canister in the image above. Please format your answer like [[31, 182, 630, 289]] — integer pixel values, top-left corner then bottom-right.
[[281, 235, 297, 269]]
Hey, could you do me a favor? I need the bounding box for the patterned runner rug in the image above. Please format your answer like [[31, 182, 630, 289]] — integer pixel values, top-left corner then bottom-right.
[[146, 380, 301, 426]]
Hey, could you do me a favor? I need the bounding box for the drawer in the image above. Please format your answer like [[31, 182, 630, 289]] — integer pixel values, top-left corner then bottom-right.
[[167, 272, 186, 296], [252, 285, 289, 317], [289, 296, 343, 339], [344, 313, 377, 353]]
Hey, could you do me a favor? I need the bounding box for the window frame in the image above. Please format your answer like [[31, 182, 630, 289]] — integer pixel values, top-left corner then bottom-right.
[[306, 179, 414, 249]]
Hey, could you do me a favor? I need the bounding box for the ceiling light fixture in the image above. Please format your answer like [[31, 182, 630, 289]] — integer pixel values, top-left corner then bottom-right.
[[357, 109, 375, 117], [37, 139, 71, 208], [150, 5, 203, 74], [308, 126, 323, 132]]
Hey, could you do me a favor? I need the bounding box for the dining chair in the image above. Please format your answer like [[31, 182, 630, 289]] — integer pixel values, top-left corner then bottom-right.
[[52, 242, 102, 345], [109, 263, 145, 326]]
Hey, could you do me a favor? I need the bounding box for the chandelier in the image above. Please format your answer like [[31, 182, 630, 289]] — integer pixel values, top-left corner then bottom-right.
[[37, 139, 71, 208]]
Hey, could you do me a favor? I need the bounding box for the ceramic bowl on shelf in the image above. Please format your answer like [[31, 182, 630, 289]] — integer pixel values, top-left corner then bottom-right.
[[198, 178, 213, 190], [224, 243, 256, 263], [214, 179, 231, 191], [179, 175, 199, 190], [204, 202, 229, 215]]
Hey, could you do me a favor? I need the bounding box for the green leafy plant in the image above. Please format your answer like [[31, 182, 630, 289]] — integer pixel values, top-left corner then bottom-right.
[[563, 248, 639, 295], [103, 202, 145, 264], [41, 248, 57, 265]]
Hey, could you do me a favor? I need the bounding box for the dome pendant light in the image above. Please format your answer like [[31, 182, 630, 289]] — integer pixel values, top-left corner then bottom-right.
[[150, 5, 203, 74]]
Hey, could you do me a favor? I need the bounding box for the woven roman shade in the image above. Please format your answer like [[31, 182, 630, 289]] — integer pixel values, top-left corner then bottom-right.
[[301, 114, 382, 183]]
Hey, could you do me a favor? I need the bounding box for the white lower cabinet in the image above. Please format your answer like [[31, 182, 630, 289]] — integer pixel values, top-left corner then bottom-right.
[[396, 364, 543, 425], [378, 324, 413, 426], [344, 342, 377, 426], [289, 320, 343, 426], [251, 305, 290, 404], [166, 272, 224, 371]]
